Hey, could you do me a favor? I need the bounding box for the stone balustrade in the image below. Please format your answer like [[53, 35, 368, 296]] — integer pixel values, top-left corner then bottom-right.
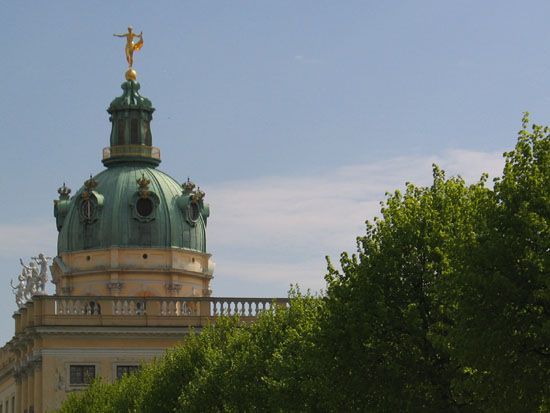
[[13, 295, 290, 334]]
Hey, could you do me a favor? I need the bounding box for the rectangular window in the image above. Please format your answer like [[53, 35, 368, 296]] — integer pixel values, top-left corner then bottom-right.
[[144, 122, 152, 146], [70, 365, 96, 385], [117, 119, 126, 145], [130, 119, 139, 144], [116, 365, 140, 380]]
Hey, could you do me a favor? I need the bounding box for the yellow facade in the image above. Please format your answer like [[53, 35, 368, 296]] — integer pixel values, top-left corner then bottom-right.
[[52, 247, 215, 297]]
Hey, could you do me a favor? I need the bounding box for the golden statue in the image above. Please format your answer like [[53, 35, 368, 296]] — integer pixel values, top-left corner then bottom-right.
[[114, 26, 144, 80]]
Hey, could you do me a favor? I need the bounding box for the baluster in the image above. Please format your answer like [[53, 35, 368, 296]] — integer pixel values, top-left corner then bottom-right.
[[248, 302, 254, 316]]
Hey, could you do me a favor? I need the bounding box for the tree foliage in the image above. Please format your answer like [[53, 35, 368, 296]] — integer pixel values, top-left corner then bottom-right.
[[322, 165, 493, 412], [58, 116, 549, 412]]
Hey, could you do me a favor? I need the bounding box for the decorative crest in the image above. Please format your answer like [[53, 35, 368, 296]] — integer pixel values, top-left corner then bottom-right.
[[57, 183, 71, 199], [113, 26, 144, 80], [182, 178, 196, 193]]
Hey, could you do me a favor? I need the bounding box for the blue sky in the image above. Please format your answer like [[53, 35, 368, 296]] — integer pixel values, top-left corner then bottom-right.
[[1, 1, 550, 343]]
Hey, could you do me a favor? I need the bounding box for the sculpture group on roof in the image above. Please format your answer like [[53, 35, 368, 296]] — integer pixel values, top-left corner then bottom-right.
[[11, 254, 51, 309]]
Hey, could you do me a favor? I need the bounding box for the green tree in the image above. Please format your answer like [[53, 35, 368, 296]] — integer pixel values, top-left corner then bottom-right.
[[322, 166, 492, 412], [451, 114, 550, 411], [321, 115, 549, 412]]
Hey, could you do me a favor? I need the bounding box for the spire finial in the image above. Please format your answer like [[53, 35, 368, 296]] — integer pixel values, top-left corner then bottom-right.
[[113, 26, 144, 81]]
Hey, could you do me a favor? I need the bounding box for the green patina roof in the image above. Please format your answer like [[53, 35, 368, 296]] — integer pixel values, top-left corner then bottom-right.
[[53, 80, 210, 254]]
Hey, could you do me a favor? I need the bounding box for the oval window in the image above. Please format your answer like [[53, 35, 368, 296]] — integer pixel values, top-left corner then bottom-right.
[[189, 202, 200, 222], [136, 197, 154, 217]]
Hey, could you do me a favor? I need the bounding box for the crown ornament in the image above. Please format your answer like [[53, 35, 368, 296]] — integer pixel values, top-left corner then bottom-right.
[[137, 174, 151, 198], [191, 187, 205, 203], [84, 175, 99, 191], [182, 178, 196, 193], [57, 183, 71, 200]]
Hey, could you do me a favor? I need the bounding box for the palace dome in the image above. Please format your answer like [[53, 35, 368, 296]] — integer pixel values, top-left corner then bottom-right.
[[54, 80, 210, 254]]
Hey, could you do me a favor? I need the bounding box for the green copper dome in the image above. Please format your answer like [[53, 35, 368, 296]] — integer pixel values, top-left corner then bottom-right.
[[54, 80, 210, 254]]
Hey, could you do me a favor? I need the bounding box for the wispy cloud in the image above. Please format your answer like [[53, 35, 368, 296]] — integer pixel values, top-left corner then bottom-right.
[[207, 149, 504, 294]]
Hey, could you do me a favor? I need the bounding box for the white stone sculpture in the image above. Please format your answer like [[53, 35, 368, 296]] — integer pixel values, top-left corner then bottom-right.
[[20, 258, 39, 300], [32, 253, 52, 293], [11, 254, 51, 309], [10, 278, 25, 309]]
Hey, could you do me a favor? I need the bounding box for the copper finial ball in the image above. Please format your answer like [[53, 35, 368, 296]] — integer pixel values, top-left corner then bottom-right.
[[125, 68, 138, 81]]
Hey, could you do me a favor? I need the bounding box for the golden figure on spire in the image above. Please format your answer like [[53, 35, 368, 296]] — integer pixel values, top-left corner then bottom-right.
[[113, 26, 144, 80]]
